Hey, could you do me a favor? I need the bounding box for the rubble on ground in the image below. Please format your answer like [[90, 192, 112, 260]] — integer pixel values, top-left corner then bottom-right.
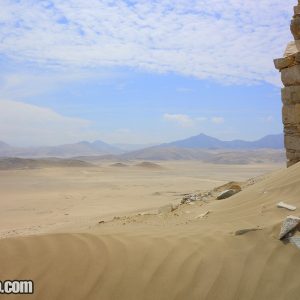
[[181, 191, 213, 204], [288, 236, 300, 249], [277, 202, 297, 211], [181, 194, 199, 204], [279, 215, 300, 240], [217, 189, 239, 200], [195, 211, 210, 219]]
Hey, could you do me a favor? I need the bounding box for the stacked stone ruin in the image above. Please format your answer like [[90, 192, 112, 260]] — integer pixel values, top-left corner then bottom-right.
[[274, 1, 300, 167]]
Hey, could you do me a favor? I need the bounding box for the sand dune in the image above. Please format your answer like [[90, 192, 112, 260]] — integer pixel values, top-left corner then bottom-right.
[[2, 161, 278, 238], [0, 162, 298, 299], [1, 161, 299, 299]]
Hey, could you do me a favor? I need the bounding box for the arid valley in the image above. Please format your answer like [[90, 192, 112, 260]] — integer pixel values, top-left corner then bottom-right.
[[1, 0, 299, 299], [3, 157, 300, 299], [0, 160, 282, 238]]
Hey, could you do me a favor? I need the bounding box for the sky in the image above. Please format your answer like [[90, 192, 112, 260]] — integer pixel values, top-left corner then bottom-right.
[[0, 0, 295, 146]]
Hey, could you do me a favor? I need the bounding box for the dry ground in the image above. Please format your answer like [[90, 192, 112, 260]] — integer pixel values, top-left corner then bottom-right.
[[0, 161, 281, 238]]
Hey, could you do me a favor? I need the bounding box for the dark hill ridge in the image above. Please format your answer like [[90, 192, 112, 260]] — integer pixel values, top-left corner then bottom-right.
[[0, 141, 12, 149], [0, 133, 284, 159], [119, 133, 285, 162], [120, 148, 285, 163], [159, 133, 284, 150], [0, 140, 123, 158], [0, 158, 93, 170]]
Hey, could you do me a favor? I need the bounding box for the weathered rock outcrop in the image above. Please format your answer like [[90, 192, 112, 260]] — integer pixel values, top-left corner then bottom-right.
[[274, 1, 300, 167]]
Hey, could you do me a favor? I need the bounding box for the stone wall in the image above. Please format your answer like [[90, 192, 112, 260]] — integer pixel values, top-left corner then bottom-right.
[[274, 1, 300, 167]]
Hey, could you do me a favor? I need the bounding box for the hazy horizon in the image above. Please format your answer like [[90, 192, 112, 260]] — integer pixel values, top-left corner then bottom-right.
[[0, 132, 284, 148]]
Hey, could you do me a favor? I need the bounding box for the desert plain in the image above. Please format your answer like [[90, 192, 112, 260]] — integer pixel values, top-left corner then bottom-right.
[[2, 159, 300, 299], [0, 160, 281, 238]]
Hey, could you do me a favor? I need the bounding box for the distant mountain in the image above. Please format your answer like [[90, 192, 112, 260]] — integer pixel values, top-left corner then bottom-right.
[[117, 133, 285, 162], [113, 143, 159, 151], [91, 140, 123, 153], [0, 157, 93, 170], [159, 133, 284, 150], [0, 133, 284, 160], [0, 141, 12, 150], [0, 140, 123, 158], [244, 134, 284, 149], [121, 147, 211, 161], [161, 133, 224, 149], [120, 147, 285, 164]]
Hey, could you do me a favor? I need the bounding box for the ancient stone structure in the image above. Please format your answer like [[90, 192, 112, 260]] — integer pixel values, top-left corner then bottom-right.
[[274, 1, 300, 167]]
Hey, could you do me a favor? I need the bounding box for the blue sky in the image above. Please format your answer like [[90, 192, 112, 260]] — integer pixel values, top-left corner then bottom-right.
[[0, 0, 295, 146]]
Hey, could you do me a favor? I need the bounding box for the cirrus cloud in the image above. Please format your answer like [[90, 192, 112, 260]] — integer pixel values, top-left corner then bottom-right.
[[163, 113, 194, 127], [0, 0, 294, 85], [211, 117, 225, 124]]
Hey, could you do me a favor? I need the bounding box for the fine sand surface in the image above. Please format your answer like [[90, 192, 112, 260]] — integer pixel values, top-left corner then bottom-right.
[[0, 161, 280, 237], [2, 160, 299, 299]]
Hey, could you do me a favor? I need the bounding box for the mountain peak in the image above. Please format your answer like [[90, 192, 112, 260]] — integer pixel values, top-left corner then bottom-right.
[[161, 133, 284, 150]]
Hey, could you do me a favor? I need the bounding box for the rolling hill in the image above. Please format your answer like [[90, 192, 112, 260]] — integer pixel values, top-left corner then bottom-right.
[[0, 140, 123, 158], [0, 157, 93, 170]]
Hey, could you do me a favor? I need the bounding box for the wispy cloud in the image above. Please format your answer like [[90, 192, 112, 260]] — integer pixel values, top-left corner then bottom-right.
[[261, 115, 274, 123], [196, 117, 208, 122], [164, 114, 225, 127], [211, 117, 225, 124], [163, 113, 194, 127], [0, 0, 293, 85], [0, 69, 120, 99]]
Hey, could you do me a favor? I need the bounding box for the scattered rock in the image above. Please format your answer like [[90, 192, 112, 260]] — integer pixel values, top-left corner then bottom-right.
[[228, 184, 242, 192], [181, 193, 200, 204], [195, 211, 210, 219], [235, 228, 262, 236], [277, 202, 297, 211], [181, 189, 215, 204], [217, 189, 239, 200], [138, 212, 153, 216], [279, 216, 300, 240], [288, 236, 300, 249], [214, 181, 242, 193]]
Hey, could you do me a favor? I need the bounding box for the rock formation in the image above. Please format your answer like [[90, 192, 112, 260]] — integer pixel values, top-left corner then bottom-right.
[[274, 1, 300, 167]]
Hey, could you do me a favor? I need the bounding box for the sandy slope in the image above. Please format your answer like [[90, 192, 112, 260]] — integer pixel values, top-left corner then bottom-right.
[[0, 161, 278, 238], [1, 162, 299, 299]]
